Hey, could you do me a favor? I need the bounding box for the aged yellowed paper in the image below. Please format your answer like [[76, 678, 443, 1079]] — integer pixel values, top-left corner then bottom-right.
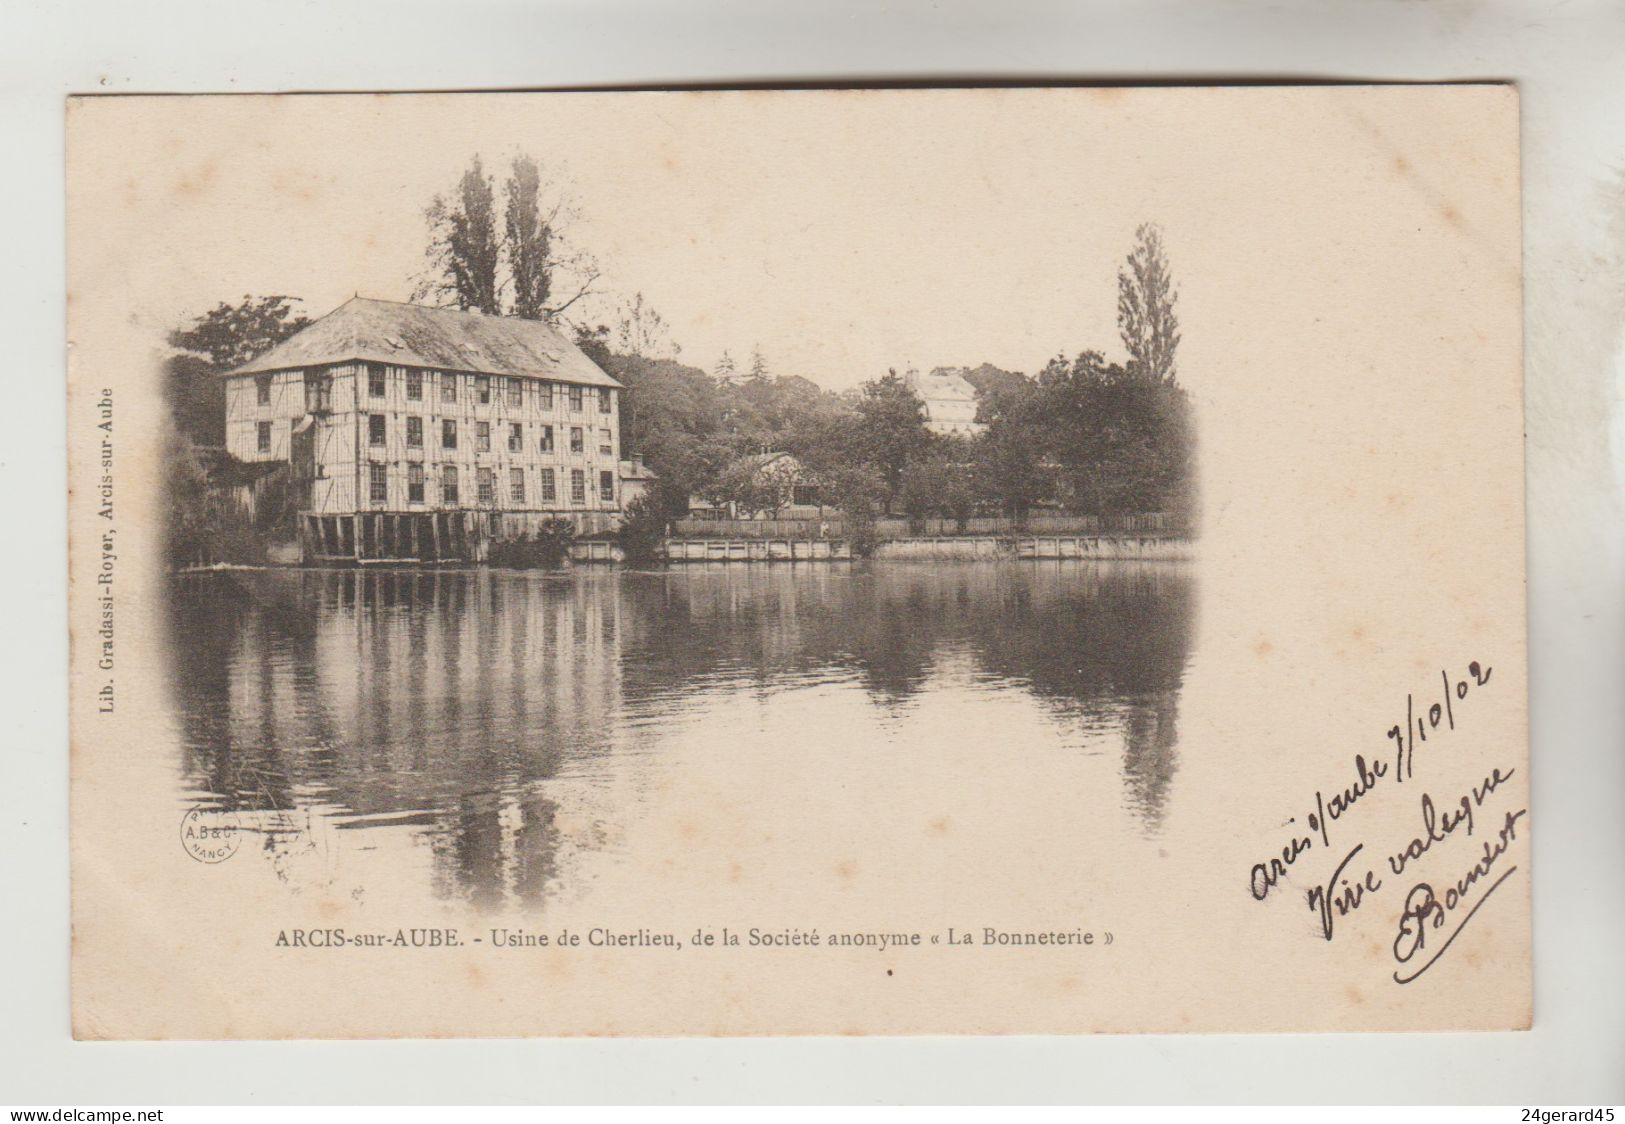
[[67, 86, 1527, 1038]]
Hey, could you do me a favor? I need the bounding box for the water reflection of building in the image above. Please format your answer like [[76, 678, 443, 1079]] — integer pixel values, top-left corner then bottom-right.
[[169, 561, 1196, 909], [171, 570, 625, 909]]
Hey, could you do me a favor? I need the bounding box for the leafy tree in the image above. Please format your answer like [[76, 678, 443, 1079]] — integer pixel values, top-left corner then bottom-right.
[[1117, 222, 1181, 385], [899, 448, 975, 531], [715, 457, 787, 518], [504, 155, 552, 320], [535, 517, 577, 568], [615, 292, 680, 359], [973, 419, 1050, 526], [166, 295, 309, 444], [170, 294, 310, 370], [999, 348, 1193, 517], [956, 362, 1029, 405], [615, 493, 668, 563], [572, 322, 613, 369], [419, 153, 600, 319], [816, 463, 886, 556], [160, 418, 263, 566], [782, 400, 861, 482], [854, 370, 932, 510], [601, 353, 734, 519], [422, 155, 500, 313]]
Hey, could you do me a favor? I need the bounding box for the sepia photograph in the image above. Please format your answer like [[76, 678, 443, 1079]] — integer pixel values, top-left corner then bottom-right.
[[166, 192, 1196, 912], [7, 0, 1623, 1108], [66, 87, 1531, 1040]]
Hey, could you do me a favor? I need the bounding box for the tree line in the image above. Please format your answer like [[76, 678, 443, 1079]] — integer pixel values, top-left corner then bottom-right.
[[574, 220, 1194, 533], [158, 151, 1194, 563]]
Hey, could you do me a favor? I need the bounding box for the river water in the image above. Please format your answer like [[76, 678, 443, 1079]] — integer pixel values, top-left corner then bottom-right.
[[167, 561, 1198, 912]]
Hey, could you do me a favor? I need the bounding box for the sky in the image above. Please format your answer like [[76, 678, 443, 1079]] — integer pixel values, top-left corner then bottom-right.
[[69, 90, 1212, 391]]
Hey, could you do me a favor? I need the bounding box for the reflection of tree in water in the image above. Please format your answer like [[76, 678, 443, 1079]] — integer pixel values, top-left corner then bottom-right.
[[614, 563, 1195, 826], [166, 561, 1196, 908]]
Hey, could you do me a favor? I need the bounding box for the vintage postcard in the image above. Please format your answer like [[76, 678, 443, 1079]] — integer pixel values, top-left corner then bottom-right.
[[66, 87, 1528, 1038]]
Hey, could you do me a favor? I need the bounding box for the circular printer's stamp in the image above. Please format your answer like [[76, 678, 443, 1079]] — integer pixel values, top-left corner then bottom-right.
[[180, 806, 241, 864]]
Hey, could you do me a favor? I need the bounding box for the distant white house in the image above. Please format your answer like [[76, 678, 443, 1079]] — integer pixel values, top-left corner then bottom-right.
[[905, 367, 986, 437]]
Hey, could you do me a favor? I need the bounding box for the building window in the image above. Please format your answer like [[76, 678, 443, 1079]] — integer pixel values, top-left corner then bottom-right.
[[368, 414, 386, 446], [256, 375, 272, 405], [442, 419, 457, 449], [507, 379, 523, 408], [442, 465, 459, 504], [570, 426, 584, 454], [599, 470, 614, 502], [407, 463, 424, 504], [540, 468, 556, 502], [441, 372, 456, 403], [369, 462, 387, 503], [406, 370, 423, 400], [305, 372, 330, 413], [598, 387, 612, 414], [508, 422, 523, 452], [570, 469, 586, 504], [256, 420, 272, 452], [510, 468, 525, 504], [539, 382, 554, 409], [368, 364, 386, 398], [598, 428, 613, 456], [539, 424, 554, 453], [792, 484, 820, 507], [477, 467, 494, 504], [476, 375, 491, 405], [569, 385, 584, 412], [477, 421, 491, 452], [406, 416, 422, 447]]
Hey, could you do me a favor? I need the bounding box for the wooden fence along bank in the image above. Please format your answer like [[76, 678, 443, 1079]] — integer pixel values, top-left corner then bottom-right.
[[289, 512, 1190, 566], [662, 534, 1191, 563]]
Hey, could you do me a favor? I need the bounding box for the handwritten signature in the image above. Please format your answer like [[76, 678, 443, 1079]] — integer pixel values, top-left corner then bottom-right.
[[1391, 806, 1526, 984]]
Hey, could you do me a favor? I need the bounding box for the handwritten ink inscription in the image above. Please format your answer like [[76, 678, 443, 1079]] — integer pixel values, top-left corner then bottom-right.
[[1247, 660, 1528, 983]]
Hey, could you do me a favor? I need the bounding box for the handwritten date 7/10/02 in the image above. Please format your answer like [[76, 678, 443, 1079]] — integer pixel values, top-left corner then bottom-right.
[[1245, 659, 1528, 983]]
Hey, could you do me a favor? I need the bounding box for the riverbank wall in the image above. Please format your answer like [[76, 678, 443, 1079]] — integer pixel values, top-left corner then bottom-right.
[[661, 534, 1192, 563], [185, 533, 1192, 571]]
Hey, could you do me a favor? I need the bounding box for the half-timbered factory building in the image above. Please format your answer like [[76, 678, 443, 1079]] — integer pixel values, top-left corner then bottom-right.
[[225, 297, 628, 562]]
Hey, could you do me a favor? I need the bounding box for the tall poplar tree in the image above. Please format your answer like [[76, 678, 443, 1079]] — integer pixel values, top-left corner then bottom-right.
[[418, 153, 599, 320], [504, 155, 552, 320], [1117, 222, 1181, 385]]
